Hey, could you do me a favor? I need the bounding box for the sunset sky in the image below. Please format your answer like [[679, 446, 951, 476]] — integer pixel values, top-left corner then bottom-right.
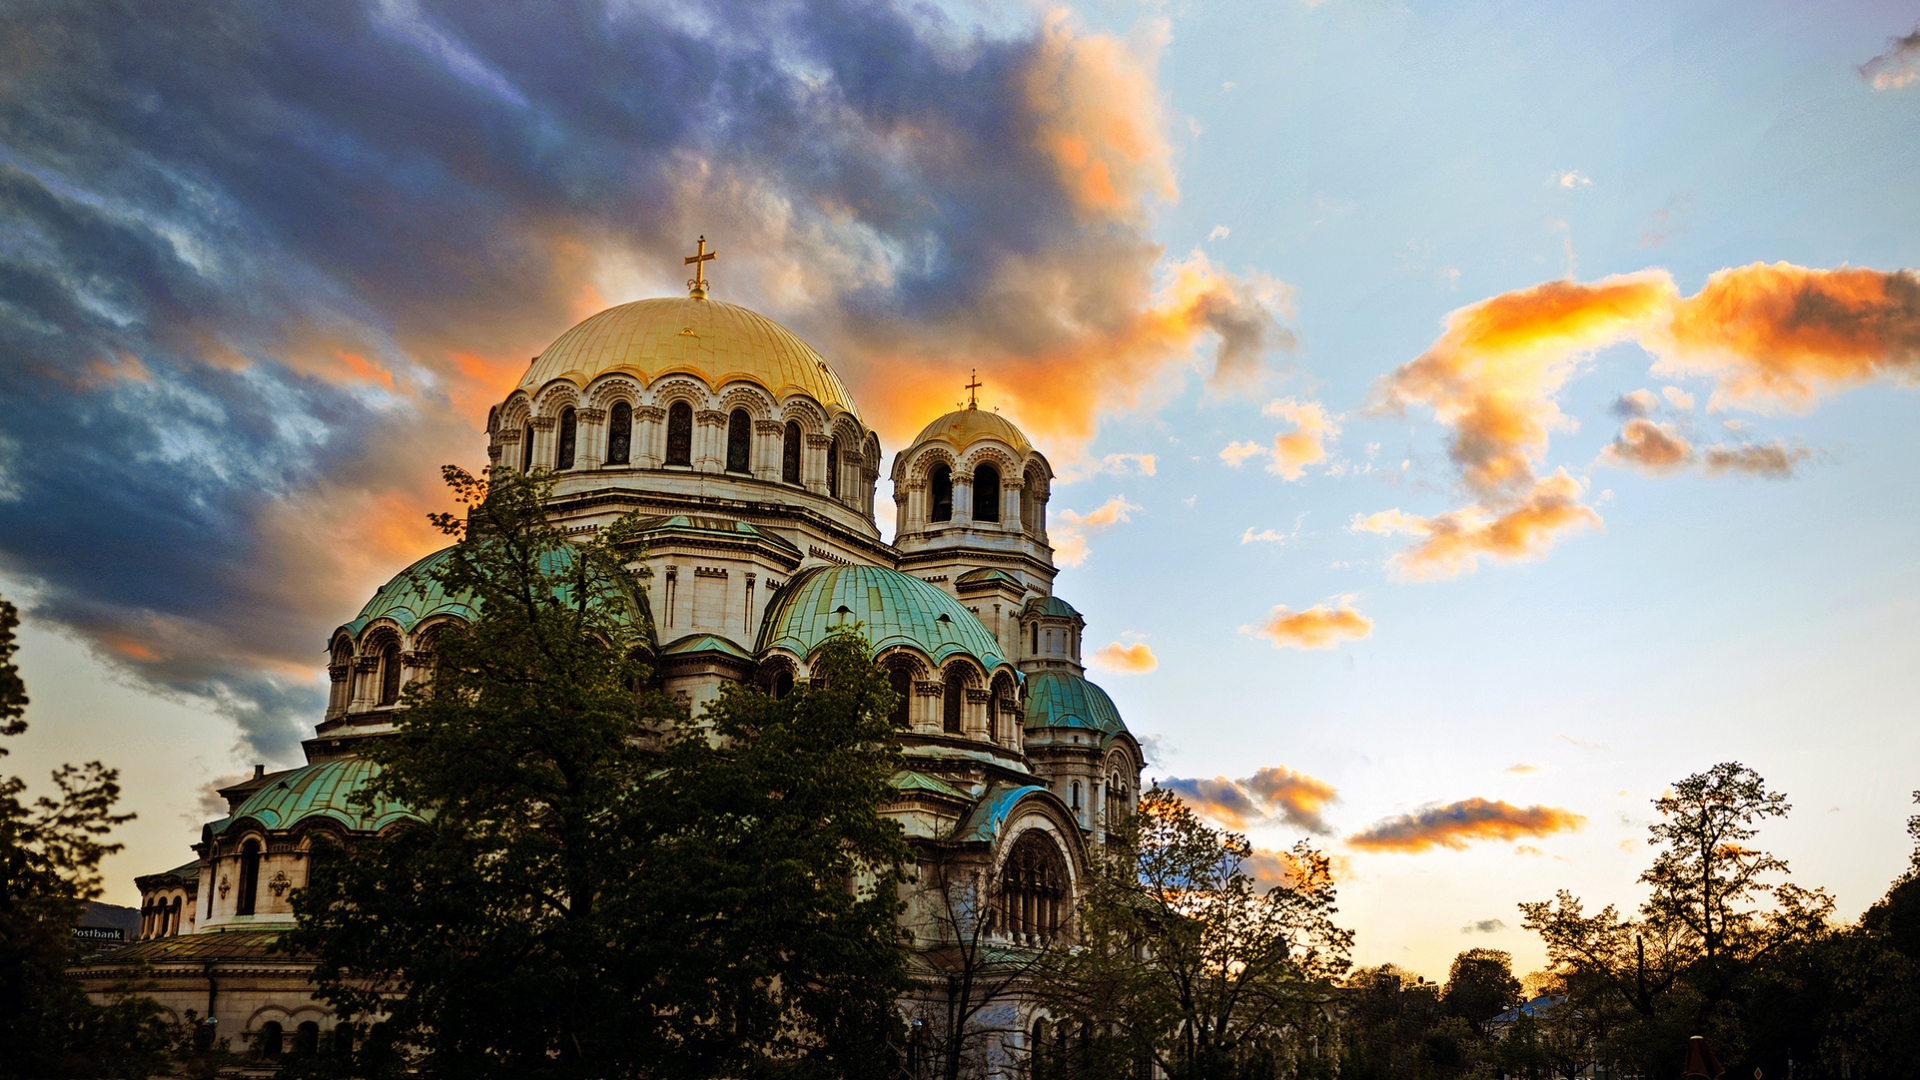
[[3, 0, 1917, 980]]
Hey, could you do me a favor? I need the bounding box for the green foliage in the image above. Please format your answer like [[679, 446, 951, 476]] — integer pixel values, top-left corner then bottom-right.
[[286, 466, 910, 1079], [0, 594, 173, 1080], [1041, 785, 1351, 1080], [1441, 948, 1520, 1030]]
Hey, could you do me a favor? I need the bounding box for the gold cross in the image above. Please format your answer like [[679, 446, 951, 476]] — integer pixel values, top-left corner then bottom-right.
[[684, 236, 717, 298], [965, 369, 982, 410]]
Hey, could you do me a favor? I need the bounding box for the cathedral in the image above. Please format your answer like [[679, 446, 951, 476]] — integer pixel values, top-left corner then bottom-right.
[[79, 249, 1146, 1072]]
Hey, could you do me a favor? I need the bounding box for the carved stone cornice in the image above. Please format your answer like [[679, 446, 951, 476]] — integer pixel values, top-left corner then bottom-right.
[[487, 445, 503, 459], [353, 657, 381, 673], [327, 664, 350, 681], [634, 406, 666, 421], [530, 417, 556, 431], [695, 409, 727, 426], [805, 434, 832, 448], [578, 408, 607, 423], [914, 681, 943, 697], [497, 429, 522, 443], [754, 420, 785, 434], [966, 689, 992, 704]]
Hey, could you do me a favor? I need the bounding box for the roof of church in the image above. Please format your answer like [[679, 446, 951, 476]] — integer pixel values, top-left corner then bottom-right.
[[1023, 595, 1082, 619], [630, 514, 801, 557], [343, 546, 478, 637], [1023, 670, 1126, 736], [956, 782, 1054, 843], [521, 297, 860, 419], [910, 407, 1033, 456], [955, 567, 1020, 588], [75, 928, 309, 966], [756, 564, 1009, 671], [659, 633, 754, 660], [209, 758, 419, 837]]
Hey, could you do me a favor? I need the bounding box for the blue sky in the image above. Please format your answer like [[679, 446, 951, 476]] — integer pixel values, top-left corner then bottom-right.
[[3, 0, 1917, 978]]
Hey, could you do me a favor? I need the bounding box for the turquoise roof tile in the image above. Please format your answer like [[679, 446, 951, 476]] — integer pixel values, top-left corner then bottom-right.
[[1023, 670, 1126, 736], [1023, 596, 1081, 619], [957, 783, 1053, 843], [756, 565, 1008, 670], [343, 546, 478, 637], [219, 759, 420, 835]]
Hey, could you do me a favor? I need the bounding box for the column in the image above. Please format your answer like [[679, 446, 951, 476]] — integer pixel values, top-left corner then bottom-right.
[[634, 406, 664, 468], [1002, 481, 1022, 533], [575, 408, 606, 469], [753, 420, 783, 481], [952, 471, 974, 527], [694, 410, 727, 472], [804, 434, 832, 495], [529, 417, 556, 470]]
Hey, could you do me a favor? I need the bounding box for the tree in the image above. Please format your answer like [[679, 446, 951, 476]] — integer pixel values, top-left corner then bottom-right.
[[0, 594, 172, 1079], [1441, 948, 1520, 1031], [286, 466, 911, 1079], [1043, 786, 1352, 1080], [1520, 762, 1833, 1077]]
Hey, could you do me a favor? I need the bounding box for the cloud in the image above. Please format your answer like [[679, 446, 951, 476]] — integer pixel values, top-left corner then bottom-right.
[[1346, 798, 1586, 853], [1600, 418, 1693, 476], [0, 2, 1301, 755], [1610, 389, 1660, 418], [1208, 225, 1231, 241], [1092, 452, 1158, 478], [1503, 764, 1540, 774], [1220, 440, 1266, 467], [1090, 641, 1157, 673], [1161, 765, 1338, 834], [1700, 440, 1811, 478], [1662, 385, 1695, 410], [1051, 495, 1141, 566], [1550, 170, 1592, 189], [1860, 24, 1920, 90], [1241, 527, 1289, 544], [1461, 919, 1508, 934], [1262, 397, 1340, 480], [1351, 469, 1602, 580], [1245, 602, 1373, 649]]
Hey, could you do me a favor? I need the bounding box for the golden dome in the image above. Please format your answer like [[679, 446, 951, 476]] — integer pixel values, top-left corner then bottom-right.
[[911, 407, 1033, 456], [520, 297, 860, 419]]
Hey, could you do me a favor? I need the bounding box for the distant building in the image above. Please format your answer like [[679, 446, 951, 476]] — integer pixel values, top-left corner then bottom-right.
[[76, 262, 1145, 1075]]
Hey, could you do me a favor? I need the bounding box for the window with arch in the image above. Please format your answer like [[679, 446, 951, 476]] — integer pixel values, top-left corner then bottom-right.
[[521, 423, 534, 472], [782, 421, 802, 483], [974, 463, 1001, 522], [606, 401, 632, 464], [725, 409, 751, 473], [327, 639, 352, 713], [1071, 781, 1081, 813], [665, 401, 693, 465], [259, 1021, 284, 1058], [294, 1021, 320, 1056], [1000, 830, 1067, 943], [887, 662, 912, 727], [1031, 623, 1039, 656], [929, 464, 953, 523], [943, 667, 965, 733], [378, 639, 402, 706], [826, 437, 840, 498], [169, 896, 182, 936], [556, 407, 577, 470], [236, 839, 262, 916]]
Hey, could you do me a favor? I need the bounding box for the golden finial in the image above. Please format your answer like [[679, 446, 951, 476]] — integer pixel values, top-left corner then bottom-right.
[[964, 369, 982, 410], [684, 236, 717, 299]]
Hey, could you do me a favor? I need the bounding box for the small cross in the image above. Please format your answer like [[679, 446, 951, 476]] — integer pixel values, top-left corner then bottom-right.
[[684, 236, 717, 297], [964, 369, 982, 410]]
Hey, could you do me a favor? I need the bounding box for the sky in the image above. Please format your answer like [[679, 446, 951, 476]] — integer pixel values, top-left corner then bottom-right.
[[2, 0, 1918, 980]]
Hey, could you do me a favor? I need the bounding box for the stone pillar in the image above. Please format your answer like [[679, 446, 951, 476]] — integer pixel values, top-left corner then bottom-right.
[[1002, 481, 1022, 532], [894, 483, 912, 538], [349, 656, 380, 712], [952, 471, 974, 527], [575, 408, 606, 470], [528, 417, 555, 471], [804, 434, 832, 495], [694, 410, 727, 472], [634, 406, 664, 468], [753, 420, 783, 481]]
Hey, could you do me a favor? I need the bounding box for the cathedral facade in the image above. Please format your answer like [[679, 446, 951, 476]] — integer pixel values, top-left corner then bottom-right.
[[80, 274, 1145, 1073]]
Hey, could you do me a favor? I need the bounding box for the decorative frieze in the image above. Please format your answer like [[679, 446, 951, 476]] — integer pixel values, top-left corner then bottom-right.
[[694, 566, 729, 579], [531, 417, 556, 431], [695, 409, 727, 427], [635, 405, 666, 422], [754, 420, 785, 434], [966, 689, 991, 704], [915, 681, 944, 697], [805, 434, 832, 448], [578, 408, 607, 423]]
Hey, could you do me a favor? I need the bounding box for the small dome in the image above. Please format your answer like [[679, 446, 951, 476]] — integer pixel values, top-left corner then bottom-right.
[[522, 297, 859, 419], [216, 759, 420, 835], [344, 547, 478, 637], [1023, 595, 1082, 620], [757, 565, 1008, 670], [910, 407, 1033, 456], [1023, 670, 1126, 736]]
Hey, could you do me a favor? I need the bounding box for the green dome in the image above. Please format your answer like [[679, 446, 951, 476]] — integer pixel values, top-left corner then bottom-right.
[[1023, 670, 1125, 736], [216, 759, 419, 835], [343, 547, 478, 637], [1023, 596, 1081, 619], [757, 565, 1008, 670]]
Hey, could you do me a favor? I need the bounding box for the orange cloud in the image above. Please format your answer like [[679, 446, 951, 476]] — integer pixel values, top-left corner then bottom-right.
[[1091, 641, 1157, 673], [1262, 397, 1338, 480], [1347, 798, 1586, 853], [1245, 602, 1372, 649], [1651, 262, 1920, 409], [1246, 843, 1343, 892], [1701, 440, 1811, 478], [1024, 12, 1176, 222], [1051, 495, 1140, 566], [1600, 418, 1692, 475], [1860, 25, 1920, 91], [1162, 765, 1339, 834], [1353, 469, 1601, 580]]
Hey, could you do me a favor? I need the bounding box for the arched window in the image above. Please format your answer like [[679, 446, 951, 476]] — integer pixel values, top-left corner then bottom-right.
[[827, 437, 840, 498], [378, 640, 402, 706], [236, 839, 261, 916], [294, 1021, 319, 1057], [1071, 781, 1081, 813], [521, 423, 534, 472], [888, 663, 912, 727], [259, 1021, 284, 1058], [1031, 624, 1039, 656], [1001, 831, 1066, 943], [606, 401, 632, 465], [990, 673, 1013, 743], [169, 896, 182, 936], [556, 407, 577, 470], [327, 639, 352, 714], [726, 409, 751, 473], [774, 669, 794, 700], [943, 667, 965, 733], [974, 463, 1001, 522], [665, 401, 693, 465], [930, 464, 953, 523], [782, 421, 802, 483]]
